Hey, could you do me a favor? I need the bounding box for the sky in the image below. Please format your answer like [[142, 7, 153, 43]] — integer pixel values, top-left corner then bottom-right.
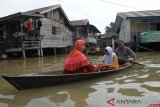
[[0, 0, 160, 34]]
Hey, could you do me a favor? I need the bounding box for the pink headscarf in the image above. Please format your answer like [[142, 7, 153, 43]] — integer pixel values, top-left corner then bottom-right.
[[64, 40, 89, 71], [74, 39, 85, 50]]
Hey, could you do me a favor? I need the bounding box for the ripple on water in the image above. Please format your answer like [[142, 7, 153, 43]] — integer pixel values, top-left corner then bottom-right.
[[142, 82, 160, 87], [117, 88, 145, 97], [156, 70, 160, 73], [104, 80, 114, 85], [124, 79, 135, 83], [0, 103, 8, 107], [115, 74, 138, 80], [106, 88, 115, 93], [136, 74, 149, 78], [146, 64, 160, 68], [140, 82, 160, 93], [0, 95, 14, 99]]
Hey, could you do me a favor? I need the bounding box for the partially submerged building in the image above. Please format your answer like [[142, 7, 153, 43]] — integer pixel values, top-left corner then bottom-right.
[[71, 19, 100, 52], [115, 9, 160, 51], [104, 32, 118, 51], [0, 4, 73, 58]]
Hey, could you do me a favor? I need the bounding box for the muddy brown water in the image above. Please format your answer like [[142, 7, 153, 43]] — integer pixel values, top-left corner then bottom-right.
[[0, 52, 160, 107]]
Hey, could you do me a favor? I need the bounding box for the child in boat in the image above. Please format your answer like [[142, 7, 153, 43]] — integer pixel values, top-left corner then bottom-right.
[[63, 39, 99, 74], [97, 46, 119, 70]]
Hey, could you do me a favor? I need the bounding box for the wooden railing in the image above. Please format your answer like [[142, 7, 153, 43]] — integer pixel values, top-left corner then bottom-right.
[[22, 37, 41, 49], [0, 36, 42, 51]]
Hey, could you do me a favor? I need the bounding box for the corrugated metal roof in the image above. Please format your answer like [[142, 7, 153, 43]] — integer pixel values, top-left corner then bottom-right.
[[23, 5, 56, 14], [104, 32, 117, 38], [70, 19, 89, 26], [70, 19, 100, 33], [118, 9, 160, 19], [115, 9, 160, 31], [24, 4, 71, 25], [0, 4, 71, 27], [89, 25, 101, 33], [0, 12, 44, 22]]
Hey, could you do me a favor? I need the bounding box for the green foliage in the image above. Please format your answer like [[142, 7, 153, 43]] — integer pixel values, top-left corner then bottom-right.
[[105, 22, 116, 32]]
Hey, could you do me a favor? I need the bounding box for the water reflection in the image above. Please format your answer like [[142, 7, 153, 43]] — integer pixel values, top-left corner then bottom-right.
[[0, 81, 97, 107], [118, 88, 144, 96], [0, 52, 160, 107], [0, 88, 71, 107]]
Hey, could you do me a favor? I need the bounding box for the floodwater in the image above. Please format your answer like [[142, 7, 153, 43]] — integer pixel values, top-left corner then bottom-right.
[[0, 52, 160, 107]]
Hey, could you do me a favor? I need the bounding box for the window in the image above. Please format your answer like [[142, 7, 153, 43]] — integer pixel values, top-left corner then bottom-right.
[[47, 11, 52, 19], [52, 26, 56, 34], [156, 23, 160, 31], [44, 13, 47, 18], [150, 23, 156, 31]]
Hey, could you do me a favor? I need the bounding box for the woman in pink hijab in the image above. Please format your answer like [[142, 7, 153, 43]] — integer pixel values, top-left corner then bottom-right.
[[63, 39, 98, 74]]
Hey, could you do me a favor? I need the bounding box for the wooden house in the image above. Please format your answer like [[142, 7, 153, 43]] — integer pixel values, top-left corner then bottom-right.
[[0, 4, 73, 58], [0, 12, 44, 59], [115, 10, 160, 51], [70, 19, 100, 52], [104, 32, 118, 51]]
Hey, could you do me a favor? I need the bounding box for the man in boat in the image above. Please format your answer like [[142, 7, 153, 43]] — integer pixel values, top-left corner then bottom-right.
[[63, 39, 99, 74], [115, 40, 136, 66], [97, 46, 119, 71]]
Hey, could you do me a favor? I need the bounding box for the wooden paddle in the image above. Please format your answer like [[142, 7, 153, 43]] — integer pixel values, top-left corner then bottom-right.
[[119, 59, 145, 66], [116, 58, 160, 68], [130, 60, 145, 66]]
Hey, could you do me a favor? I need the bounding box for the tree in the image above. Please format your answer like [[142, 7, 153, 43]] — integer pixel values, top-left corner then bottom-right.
[[105, 22, 116, 32]]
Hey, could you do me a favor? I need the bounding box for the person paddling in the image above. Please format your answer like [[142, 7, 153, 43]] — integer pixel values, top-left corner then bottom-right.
[[63, 39, 99, 74], [115, 40, 136, 66]]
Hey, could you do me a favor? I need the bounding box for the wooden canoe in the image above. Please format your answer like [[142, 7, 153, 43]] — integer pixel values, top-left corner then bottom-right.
[[2, 64, 132, 90]]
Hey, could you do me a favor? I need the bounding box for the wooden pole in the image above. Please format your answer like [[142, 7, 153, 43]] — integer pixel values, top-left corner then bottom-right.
[[40, 48, 43, 57], [38, 48, 40, 57], [22, 41, 26, 58], [112, 37, 115, 51], [40, 35, 43, 57], [66, 47, 68, 55], [54, 48, 56, 56], [135, 20, 139, 52]]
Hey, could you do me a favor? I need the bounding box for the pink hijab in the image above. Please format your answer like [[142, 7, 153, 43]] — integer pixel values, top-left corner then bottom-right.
[[64, 40, 89, 71]]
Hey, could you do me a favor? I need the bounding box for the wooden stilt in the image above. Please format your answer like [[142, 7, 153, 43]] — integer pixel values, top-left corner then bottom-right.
[[112, 38, 115, 51], [40, 48, 43, 57], [54, 48, 56, 56], [22, 49, 26, 59], [66, 47, 68, 55], [40, 37, 43, 57], [38, 48, 40, 57], [135, 20, 139, 52], [22, 41, 26, 58]]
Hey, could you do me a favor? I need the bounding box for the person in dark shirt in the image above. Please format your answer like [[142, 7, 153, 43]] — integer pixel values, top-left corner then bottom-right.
[[115, 40, 136, 66]]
